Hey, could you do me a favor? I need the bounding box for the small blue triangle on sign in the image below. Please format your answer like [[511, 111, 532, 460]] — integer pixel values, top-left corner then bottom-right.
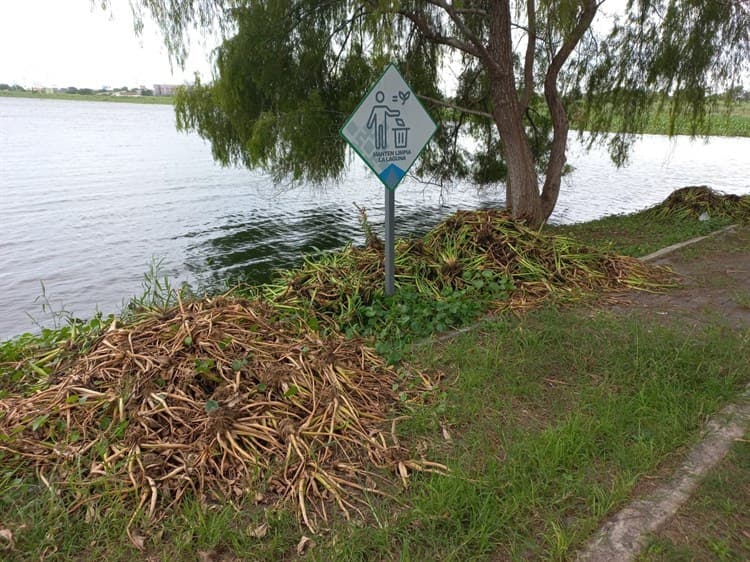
[[379, 164, 406, 190]]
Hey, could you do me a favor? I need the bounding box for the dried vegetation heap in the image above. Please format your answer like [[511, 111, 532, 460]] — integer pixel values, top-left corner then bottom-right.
[[646, 185, 750, 222], [268, 209, 666, 322], [0, 297, 438, 531]]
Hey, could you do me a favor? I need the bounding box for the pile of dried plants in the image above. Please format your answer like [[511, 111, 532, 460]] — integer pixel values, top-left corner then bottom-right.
[[267, 209, 667, 321], [0, 296, 440, 532], [646, 185, 750, 222]]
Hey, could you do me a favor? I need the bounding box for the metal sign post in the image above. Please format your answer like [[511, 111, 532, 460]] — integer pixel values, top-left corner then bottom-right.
[[340, 64, 438, 297], [384, 188, 395, 295]]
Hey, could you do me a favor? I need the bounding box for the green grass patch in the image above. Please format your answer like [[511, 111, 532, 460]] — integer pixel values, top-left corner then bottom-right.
[[0, 90, 174, 105], [0, 474, 300, 560], [573, 100, 750, 138], [635, 105, 750, 138], [311, 310, 749, 561], [550, 186, 749, 256], [549, 210, 733, 257]]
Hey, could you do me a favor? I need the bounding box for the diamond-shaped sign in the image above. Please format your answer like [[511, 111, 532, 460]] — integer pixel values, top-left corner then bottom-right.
[[340, 64, 438, 190]]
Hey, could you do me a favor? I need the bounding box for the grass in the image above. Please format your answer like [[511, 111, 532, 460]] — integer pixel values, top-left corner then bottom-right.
[[550, 186, 750, 257], [0, 90, 174, 105], [573, 100, 750, 138], [341, 311, 747, 561], [632, 102, 750, 138], [1, 306, 747, 560], [733, 291, 750, 310], [549, 211, 734, 257], [1, 203, 748, 560]]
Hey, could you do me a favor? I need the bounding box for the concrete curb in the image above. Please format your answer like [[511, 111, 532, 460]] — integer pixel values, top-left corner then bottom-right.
[[640, 224, 737, 262], [576, 384, 750, 561]]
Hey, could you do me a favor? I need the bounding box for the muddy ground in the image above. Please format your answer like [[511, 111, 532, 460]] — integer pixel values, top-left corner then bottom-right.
[[617, 225, 750, 330]]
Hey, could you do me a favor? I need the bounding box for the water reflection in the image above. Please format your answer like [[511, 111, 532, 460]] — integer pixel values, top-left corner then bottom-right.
[[183, 200, 506, 290], [184, 206, 357, 287]]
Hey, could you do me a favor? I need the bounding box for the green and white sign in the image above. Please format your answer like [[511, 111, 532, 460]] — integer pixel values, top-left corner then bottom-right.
[[340, 64, 438, 190], [340, 64, 437, 296]]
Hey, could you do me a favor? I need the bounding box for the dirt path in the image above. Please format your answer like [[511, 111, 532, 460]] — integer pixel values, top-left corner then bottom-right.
[[576, 225, 750, 561], [619, 225, 750, 329]]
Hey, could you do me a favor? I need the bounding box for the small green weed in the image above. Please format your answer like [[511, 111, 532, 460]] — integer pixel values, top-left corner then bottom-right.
[[732, 291, 750, 309], [122, 258, 192, 321]]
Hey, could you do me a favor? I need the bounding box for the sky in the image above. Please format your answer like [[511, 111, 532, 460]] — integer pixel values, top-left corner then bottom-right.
[[1, 1, 742, 92], [0, 0, 214, 89], [0, 0, 631, 91]]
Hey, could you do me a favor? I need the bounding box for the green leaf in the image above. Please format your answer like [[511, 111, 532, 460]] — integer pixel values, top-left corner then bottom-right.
[[195, 358, 216, 374], [31, 414, 49, 431], [204, 399, 219, 413], [284, 385, 299, 398], [113, 420, 128, 439], [231, 358, 247, 372]]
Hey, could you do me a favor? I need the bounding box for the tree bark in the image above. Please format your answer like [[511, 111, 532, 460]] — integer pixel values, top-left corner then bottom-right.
[[541, 0, 598, 220], [487, 1, 543, 226]]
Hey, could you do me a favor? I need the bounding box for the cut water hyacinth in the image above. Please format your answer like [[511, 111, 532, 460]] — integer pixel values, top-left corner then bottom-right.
[[0, 296, 444, 532]]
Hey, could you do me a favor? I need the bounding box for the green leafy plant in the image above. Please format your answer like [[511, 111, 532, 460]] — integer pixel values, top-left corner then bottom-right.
[[352, 273, 512, 363], [122, 257, 192, 321]]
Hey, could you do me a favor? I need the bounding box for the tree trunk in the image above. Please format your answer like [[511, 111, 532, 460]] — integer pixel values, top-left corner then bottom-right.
[[487, 1, 544, 227], [540, 0, 598, 222]]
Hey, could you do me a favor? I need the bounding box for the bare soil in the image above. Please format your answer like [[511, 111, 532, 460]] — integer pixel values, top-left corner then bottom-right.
[[615, 225, 750, 330]]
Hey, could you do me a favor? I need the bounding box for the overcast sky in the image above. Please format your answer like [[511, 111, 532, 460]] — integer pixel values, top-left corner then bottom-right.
[[5, 1, 740, 92], [0, 0, 214, 89]]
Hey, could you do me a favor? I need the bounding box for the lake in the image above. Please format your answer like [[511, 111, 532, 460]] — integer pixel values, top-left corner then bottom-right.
[[1, 97, 749, 340]]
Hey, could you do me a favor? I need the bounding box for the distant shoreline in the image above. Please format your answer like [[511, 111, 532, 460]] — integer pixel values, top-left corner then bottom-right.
[[2, 89, 747, 137], [0, 90, 174, 105]]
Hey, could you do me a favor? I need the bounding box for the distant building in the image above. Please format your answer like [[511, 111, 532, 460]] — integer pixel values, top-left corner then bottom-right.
[[153, 84, 180, 96]]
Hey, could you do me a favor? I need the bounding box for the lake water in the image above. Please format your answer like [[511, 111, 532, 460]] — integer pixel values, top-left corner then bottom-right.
[[1, 97, 749, 340]]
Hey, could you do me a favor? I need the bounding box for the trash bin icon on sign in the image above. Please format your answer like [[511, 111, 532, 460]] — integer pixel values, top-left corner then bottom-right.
[[393, 118, 409, 148]]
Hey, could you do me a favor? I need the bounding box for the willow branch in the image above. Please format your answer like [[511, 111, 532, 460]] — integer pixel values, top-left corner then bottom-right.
[[417, 94, 493, 119], [519, 0, 537, 114], [424, 0, 500, 73], [397, 8, 483, 59]]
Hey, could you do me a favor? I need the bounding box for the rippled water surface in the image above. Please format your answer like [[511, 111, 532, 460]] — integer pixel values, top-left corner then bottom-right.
[[1, 97, 749, 339]]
